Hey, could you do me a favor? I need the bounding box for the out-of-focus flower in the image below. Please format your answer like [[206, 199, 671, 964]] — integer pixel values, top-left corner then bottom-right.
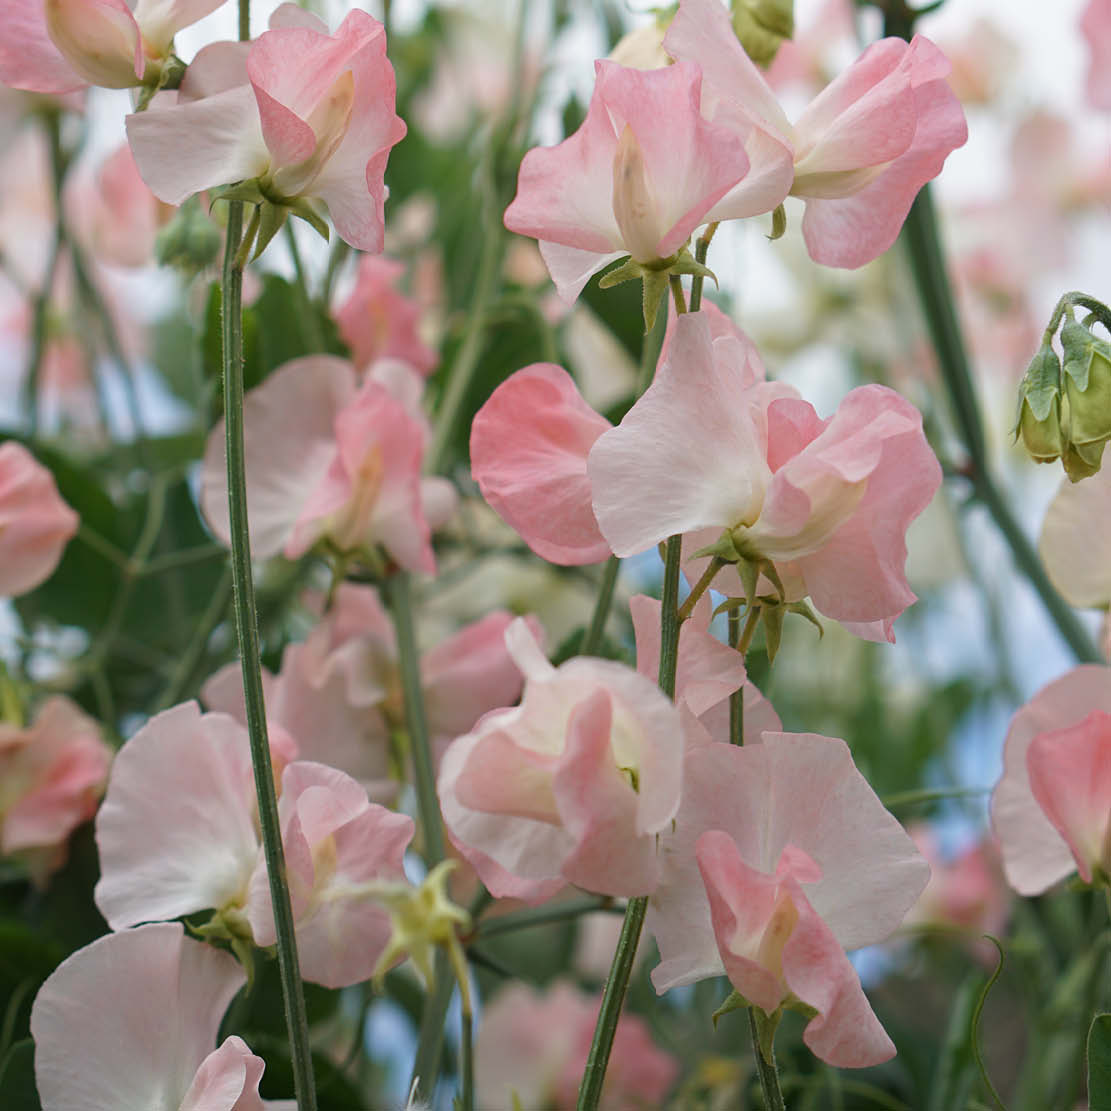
[[126, 6, 406, 252], [0, 695, 109, 883], [992, 666, 1111, 895], [438, 618, 687, 902], [1082, 0, 1111, 111], [0, 441, 79, 597], [588, 312, 941, 641], [1039, 463, 1111, 607], [474, 980, 678, 1110], [31, 922, 294, 1111]]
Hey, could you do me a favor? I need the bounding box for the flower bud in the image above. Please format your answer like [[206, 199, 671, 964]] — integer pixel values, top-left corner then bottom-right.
[[731, 0, 794, 67], [44, 0, 142, 89], [1061, 318, 1111, 460], [1016, 342, 1064, 464]]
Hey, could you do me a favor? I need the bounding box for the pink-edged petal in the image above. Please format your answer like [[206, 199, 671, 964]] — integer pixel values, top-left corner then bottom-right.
[[589, 311, 772, 555], [180, 1037, 266, 1111], [94, 702, 260, 929], [537, 241, 625, 304], [0, 0, 85, 94], [126, 85, 269, 206], [179, 40, 249, 99], [471, 363, 612, 566], [1039, 465, 1111, 607], [1026, 710, 1111, 885], [31, 923, 246, 1111], [455, 727, 562, 824], [705, 119, 795, 223], [801, 37, 967, 268], [201, 355, 356, 558]]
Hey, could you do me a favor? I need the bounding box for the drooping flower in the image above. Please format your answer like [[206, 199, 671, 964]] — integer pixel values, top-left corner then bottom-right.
[[992, 665, 1111, 895], [664, 0, 968, 267], [438, 618, 687, 902], [0, 441, 79, 597], [588, 312, 941, 640], [503, 59, 754, 301], [125, 6, 406, 252], [31, 922, 293, 1110]]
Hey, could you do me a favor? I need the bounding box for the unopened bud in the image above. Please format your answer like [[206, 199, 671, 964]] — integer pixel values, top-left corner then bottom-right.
[[1061, 318, 1111, 458], [731, 0, 794, 67], [1016, 342, 1064, 463]]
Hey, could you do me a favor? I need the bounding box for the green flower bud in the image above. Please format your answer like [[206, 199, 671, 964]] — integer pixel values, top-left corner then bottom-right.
[[731, 0, 794, 66], [1016, 341, 1063, 463], [154, 196, 222, 275], [1061, 318, 1111, 454]]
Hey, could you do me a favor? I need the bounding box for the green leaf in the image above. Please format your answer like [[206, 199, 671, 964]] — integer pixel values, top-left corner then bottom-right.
[[1087, 1013, 1111, 1110], [0, 1039, 40, 1111], [927, 975, 980, 1111]]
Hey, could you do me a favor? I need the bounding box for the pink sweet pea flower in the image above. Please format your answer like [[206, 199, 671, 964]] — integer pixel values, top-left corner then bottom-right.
[[31, 922, 290, 1111], [648, 732, 927, 1066], [588, 312, 941, 640], [0, 696, 110, 883], [125, 7, 406, 252], [1082, 0, 1111, 111], [992, 666, 1111, 895], [1039, 464, 1111, 608], [438, 618, 687, 902], [475, 980, 678, 1111], [0, 0, 226, 93], [503, 59, 752, 301], [201, 356, 451, 575], [0, 441, 79, 597], [664, 0, 968, 268], [470, 363, 613, 565], [335, 255, 437, 376]]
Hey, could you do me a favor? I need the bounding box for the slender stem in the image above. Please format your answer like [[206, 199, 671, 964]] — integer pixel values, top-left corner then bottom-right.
[[669, 274, 687, 316], [737, 605, 762, 656], [76, 524, 129, 569], [900, 185, 1099, 664], [882, 785, 989, 810], [688, 222, 718, 314], [238, 0, 249, 42], [320, 238, 350, 308], [221, 199, 317, 1111], [284, 222, 326, 353], [749, 1009, 786, 1111], [382, 571, 445, 864], [580, 555, 620, 656], [729, 609, 744, 746], [140, 543, 224, 576], [676, 556, 723, 622], [635, 297, 668, 396], [460, 1000, 475, 1111], [411, 949, 453, 1103], [473, 895, 615, 940], [154, 567, 232, 711], [577, 534, 683, 1111]]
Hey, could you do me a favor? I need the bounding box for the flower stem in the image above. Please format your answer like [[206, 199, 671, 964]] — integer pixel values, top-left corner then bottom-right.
[[749, 1008, 786, 1111], [472, 895, 616, 939], [676, 556, 723, 622], [635, 297, 668, 395], [221, 199, 317, 1111], [688, 222, 718, 313], [576, 534, 683, 1111], [580, 555, 621, 656], [460, 999, 475, 1111], [411, 948, 453, 1103], [669, 274, 688, 316], [729, 608, 744, 746]]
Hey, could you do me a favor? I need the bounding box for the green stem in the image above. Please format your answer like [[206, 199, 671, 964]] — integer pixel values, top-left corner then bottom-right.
[[635, 297, 668, 396], [882, 785, 989, 811], [319, 238, 350, 308], [75, 524, 129, 570], [901, 184, 1099, 664], [221, 199, 317, 1111], [577, 534, 683, 1111], [688, 222, 718, 314], [580, 555, 620, 656], [411, 949, 453, 1102], [728, 608, 743, 746], [284, 222, 326, 353], [140, 543, 224, 576], [749, 1009, 786, 1111], [669, 274, 687, 317], [460, 1000, 475, 1111], [382, 571, 445, 865], [154, 567, 232, 711], [473, 895, 615, 940], [676, 556, 723, 622]]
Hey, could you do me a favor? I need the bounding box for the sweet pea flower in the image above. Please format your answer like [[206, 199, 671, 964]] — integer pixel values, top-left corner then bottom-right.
[[31, 922, 293, 1111], [588, 312, 941, 640], [0, 442, 79, 597], [1082, 0, 1111, 111], [335, 255, 437, 377], [992, 665, 1111, 895], [125, 6, 406, 252], [648, 732, 928, 1068], [201, 356, 454, 575], [664, 0, 968, 268], [0, 0, 225, 94], [438, 618, 687, 902], [503, 59, 753, 301], [475, 981, 678, 1110], [95, 701, 413, 987], [1039, 464, 1111, 608], [0, 696, 110, 883]]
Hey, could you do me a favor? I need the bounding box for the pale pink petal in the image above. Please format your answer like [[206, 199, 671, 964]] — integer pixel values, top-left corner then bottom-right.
[[132, 0, 229, 56], [44, 0, 142, 89], [536, 241, 625, 304], [1026, 710, 1111, 885], [0, 442, 79, 597], [179, 40, 249, 99], [268, 2, 327, 32], [471, 363, 612, 565], [201, 355, 356, 558], [0, 0, 85, 94], [94, 702, 260, 929], [1082, 0, 1111, 111], [589, 311, 772, 556], [1038, 466, 1111, 607], [180, 1037, 266, 1111], [31, 922, 246, 1111]]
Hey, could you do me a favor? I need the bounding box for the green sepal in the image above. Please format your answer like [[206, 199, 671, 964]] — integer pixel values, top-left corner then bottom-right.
[[738, 557, 759, 607], [597, 256, 643, 289], [598, 247, 716, 332], [1061, 318, 1101, 393], [762, 600, 784, 663], [1062, 437, 1107, 483], [668, 244, 717, 287], [641, 268, 670, 333], [750, 1004, 784, 1066], [692, 530, 743, 563], [786, 599, 824, 638], [711, 596, 749, 619], [286, 196, 330, 242], [133, 53, 186, 112], [711, 989, 749, 1029], [215, 181, 269, 208], [1015, 340, 1064, 462], [768, 203, 787, 241], [251, 202, 288, 261]]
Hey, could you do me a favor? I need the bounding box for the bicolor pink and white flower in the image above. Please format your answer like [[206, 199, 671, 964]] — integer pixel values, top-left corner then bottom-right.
[[438, 618, 688, 902], [648, 732, 928, 1068], [201, 356, 454, 575], [992, 665, 1111, 895], [0, 0, 226, 93], [95, 701, 413, 987], [31, 922, 293, 1111], [125, 6, 406, 251], [664, 0, 968, 267], [588, 312, 941, 640], [0, 696, 110, 883], [0, 441, 79, 597], [503, 59, 753, 301]]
